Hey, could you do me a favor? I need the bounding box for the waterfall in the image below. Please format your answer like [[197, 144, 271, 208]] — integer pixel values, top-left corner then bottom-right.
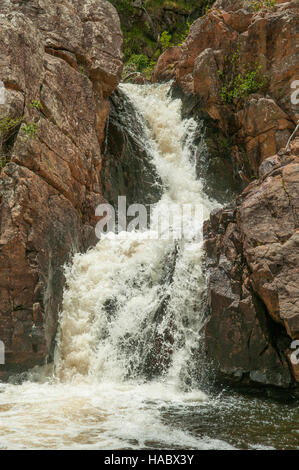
[[56, 83, 217, 385], [0, 83, 233, 450]]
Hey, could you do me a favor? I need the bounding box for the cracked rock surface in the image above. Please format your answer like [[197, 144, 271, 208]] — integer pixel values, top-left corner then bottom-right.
[[204, 140, 299, 389], [0, 0, 122, 377]]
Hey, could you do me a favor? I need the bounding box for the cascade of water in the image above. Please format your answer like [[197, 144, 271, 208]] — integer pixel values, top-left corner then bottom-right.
[[0, 84, 232, 450], [55, 83, 218, 386]]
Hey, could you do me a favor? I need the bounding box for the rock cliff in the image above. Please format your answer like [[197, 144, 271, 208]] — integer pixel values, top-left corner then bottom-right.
[[173, 0, 298, 179], [0, 0, 123, 378], [204, 140, 299, 391], [170, 0, 299, 391], [153, 0, 299, 391]]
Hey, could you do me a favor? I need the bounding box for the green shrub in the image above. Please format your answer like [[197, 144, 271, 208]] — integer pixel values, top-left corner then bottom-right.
[[123, 54, 156, 81], [0, 154, 7, 168], [30, 100, 43, 111], [128, 54, 150, 72], [177, 21, 191, 46], [21, 122, 38, 139], [143, 60, 156, 79], [0, 115, 23, 169], [218, 48, 269, 105], [0, 115, 23, 142], [249, 0, 276, 11], [116, 0, 214, 80], [220, 66, 269, 104], [109, 0, 134, 14], [160, 30, 173, 51]]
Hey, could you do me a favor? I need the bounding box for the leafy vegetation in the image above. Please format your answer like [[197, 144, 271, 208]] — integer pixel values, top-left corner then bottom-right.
[[0, 115, 23, 142], [0, 115, 23, 169], [0, 114, 38, 168], [0, 155, 7, 168], [21, 122, 38, 139], [30, 100, 43, 111], [160, 30, 172, 51], [122, 54, 156, 80], [218, 47, 269, 105], [249, 0, 276, 11], [110, 0, 214, 79]]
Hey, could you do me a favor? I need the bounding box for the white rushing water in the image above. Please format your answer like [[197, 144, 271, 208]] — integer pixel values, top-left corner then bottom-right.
[[0, 83, 231, 450]]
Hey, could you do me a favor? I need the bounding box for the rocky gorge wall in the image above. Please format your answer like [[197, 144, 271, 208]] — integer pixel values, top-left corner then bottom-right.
[[154, 0, 299, 391], [0, 0, 298, 395], [155, 0, 298, 180], [0, 0, 123, 378], [204, 140, 299, 391]]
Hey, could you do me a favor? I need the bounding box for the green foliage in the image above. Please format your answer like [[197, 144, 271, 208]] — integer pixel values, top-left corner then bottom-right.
[[113, 0, 214, 80], [0, 115, 23, 141], [160, 21, 191, 50], [149, 0, 213, 14], [109, 0, 134, 14], [160, 30, 173, 51], [143, 60, 156, 79], [0, 115, 38, 141], [128, 54, 150, 72], [21, 122, 38, 139], [123, 25, 157, 62], [218, 48, 269, 105], [249, 0, 276, 11], [123, 54, 156, 80], [0, 115, 23, 169], [30, 100, 43, 111], [177, 21, 191, 46], [0, 155, 7, 168], [0, 115, 37, 169], [220, 66, 269, 104]]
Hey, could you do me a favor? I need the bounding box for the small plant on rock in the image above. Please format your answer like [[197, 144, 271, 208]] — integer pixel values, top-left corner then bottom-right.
[[249, 0, 276, 11], [177, 21, 191, 45], [0, 115, 23, 143], [218, 47, 269, 106], [30, 100, 43, 111], [160, 30, 173, 51], [0, 154, 7, 169], [21, 122, 38, 139], [0, 114, 24, 169]]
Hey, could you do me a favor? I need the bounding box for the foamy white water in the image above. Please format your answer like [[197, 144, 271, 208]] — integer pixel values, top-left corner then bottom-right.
[[0, 83, 228, 450]]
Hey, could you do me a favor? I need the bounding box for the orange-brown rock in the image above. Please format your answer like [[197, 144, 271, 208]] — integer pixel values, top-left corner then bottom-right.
[[0, 0, 123, 378], [152, 46, 180, 83], [174, 0, 299, 177], [204, 140, 299, 390]]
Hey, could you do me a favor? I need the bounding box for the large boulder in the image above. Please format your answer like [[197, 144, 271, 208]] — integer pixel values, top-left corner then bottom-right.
[[0, 0, 123, 378], [152, 46, 180, 83], [204, 139, 299, 390]]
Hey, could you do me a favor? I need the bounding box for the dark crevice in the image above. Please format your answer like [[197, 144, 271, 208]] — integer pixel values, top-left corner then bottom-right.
[[252, 292, 291, 367]]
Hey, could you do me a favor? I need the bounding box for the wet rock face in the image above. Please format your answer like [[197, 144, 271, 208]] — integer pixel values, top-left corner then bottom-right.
[[204, 140, 299, 390], [101, 88, 162, 209], [173, 0, 299, 179], [0, 0, 123, 378]]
